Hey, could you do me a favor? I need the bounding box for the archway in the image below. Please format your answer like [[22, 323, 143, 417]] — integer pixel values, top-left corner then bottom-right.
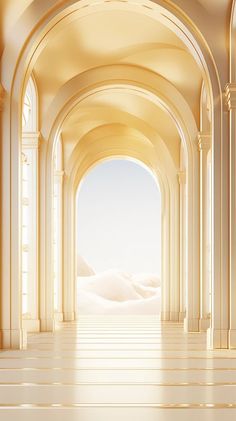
[[2, 1, 236, 419], [0, 0, 227, 350], [75, 158, 162, 316]]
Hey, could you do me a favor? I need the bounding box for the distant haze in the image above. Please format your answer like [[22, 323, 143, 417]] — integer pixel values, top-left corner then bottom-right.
[[76, 159, 161, 276]]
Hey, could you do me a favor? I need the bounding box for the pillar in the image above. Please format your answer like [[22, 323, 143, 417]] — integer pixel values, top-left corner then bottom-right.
[[184, 145, 200, 332], [21, 133, 40, 332], [161, 186, 171, 321], [169, 180, 180, 321], [63, 181, 75, 321], [178, 171, 186, 321], [53, 170, 64, 322], [0, 84, 26, 348], [198, 133, 211, 331], [207, 89, 230, 349], [39, 138, 55, 332], [225, 83, 236, 348]]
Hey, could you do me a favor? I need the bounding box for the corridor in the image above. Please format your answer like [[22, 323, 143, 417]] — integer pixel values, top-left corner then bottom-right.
[[0, 316, 236, 420]]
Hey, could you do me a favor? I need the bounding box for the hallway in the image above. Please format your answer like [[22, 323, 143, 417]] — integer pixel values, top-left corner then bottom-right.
[[0, 316, 236, 420]]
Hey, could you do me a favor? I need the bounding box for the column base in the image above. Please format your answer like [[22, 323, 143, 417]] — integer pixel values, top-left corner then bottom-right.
[[207, 328, 229, 349], [22, 319, 40, 333], [0, 328, 27, 349], [63, 311, 75, 321], [178, 312, 186, 322], [184, 317, 200, 332], [169, 312, 180, 322], [199, 317, 210, 331], [40, 318, 55, 332], [228, 329, 236, 349], [161, 311, 170, 321], [54, 312, 64, 322]]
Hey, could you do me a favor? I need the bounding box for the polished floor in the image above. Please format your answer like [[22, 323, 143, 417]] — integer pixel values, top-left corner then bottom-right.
[[0, 316, 236, 420]]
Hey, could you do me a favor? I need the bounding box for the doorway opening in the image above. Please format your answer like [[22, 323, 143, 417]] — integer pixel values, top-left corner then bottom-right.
[[75, 158, 162, 316]]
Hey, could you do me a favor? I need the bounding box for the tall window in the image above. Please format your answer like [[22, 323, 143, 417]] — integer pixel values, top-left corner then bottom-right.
[[21, 76, 39, 329]]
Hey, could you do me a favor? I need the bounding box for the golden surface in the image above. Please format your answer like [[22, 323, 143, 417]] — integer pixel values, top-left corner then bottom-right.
[[1, 317, 236, 420]]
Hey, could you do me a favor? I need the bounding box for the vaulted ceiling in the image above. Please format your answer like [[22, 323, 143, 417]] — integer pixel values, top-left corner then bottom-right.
[[1, 0, 231, 172]]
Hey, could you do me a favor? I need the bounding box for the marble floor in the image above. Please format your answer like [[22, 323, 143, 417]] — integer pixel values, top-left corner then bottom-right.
[[0, 315, 236, 420]]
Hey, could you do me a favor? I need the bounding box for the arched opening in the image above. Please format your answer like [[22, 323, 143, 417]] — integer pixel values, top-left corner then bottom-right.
[[0, 0, 227, 353], [2, 0, 236, 418], [75, 158, 162, 316]]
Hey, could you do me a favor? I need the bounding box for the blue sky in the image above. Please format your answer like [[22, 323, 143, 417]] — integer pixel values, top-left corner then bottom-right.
[[76, 159, 161, 275]]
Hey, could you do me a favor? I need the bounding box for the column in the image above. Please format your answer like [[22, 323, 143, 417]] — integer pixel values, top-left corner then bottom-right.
[[21, 133, 40, 332], [39, 138, 55, 332], [63, 181, 75, 321], [161, 192, 171, 321], [225, 83, 236, 348], [178, 171, 186, 321], [0, 84, 26, 348], [53, 170, 64, 322], [207, 89, 230, 349], [169, 180, 180, 321], [161, 176, 171, 321], [184, 144, 200, 332], [198, 133, 211, 331]]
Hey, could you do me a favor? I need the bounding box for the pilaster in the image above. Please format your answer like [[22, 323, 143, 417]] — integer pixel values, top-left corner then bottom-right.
[[0, 329, 27, 350], [0, 84, 25, 348], [21, 132, 40, 332], [198, 132, 211, 331], [38, 136, 55, 332], [178, 171, 186, 322], [169, 177, 180, 322], [53, 169, 64, 321], [160, 184, 171, 322], [184, 137, 200, 333], [54, 170, 65, 183], [225, 83, 236, 348]]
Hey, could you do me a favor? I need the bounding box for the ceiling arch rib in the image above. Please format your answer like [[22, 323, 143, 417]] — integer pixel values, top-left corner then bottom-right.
[[61, 91, 181, 169], [66, 131, 175, 232], [66, 123, 177, 185], [2, 0, 221, 109], [42, 65, 198, 195], [42, 64, 198, 146]]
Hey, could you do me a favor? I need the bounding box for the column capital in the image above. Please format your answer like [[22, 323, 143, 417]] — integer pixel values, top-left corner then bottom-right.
[[225, 83, 236, 110], [21, 152, 29, 164], [197, 132, 211, 151], [22, 132, 40, 149], [0, 83, 5, 112], [54, 170, 65, 183], [178, 171, 186, 185]]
